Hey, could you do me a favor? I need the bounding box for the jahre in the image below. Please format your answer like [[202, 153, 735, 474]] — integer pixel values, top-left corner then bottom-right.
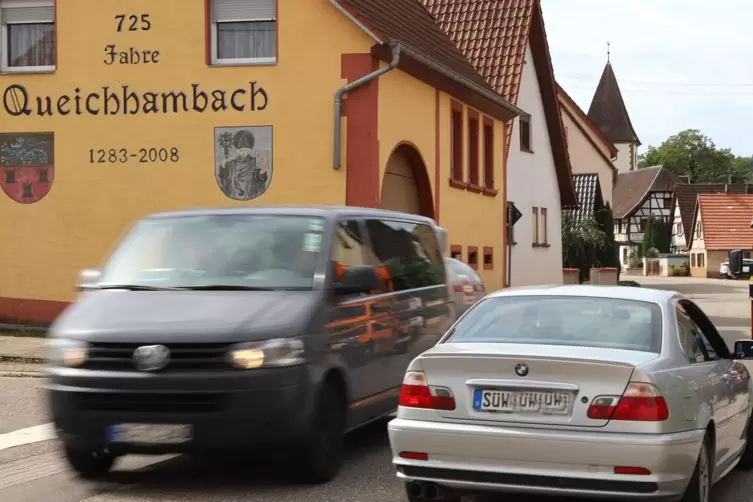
[[104, 44, 160, 65]]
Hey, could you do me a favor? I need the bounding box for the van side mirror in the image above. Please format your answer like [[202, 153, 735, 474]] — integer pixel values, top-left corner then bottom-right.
[[334, 265, 380, 295], [729, 250, 743, 276], [76, 268, 102, 291], [733, 339, 753, 360]]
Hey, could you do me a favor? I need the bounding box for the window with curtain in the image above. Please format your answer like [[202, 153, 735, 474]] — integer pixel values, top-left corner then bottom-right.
[[1, 4, 55, 71], [212, 0, 277, 63]]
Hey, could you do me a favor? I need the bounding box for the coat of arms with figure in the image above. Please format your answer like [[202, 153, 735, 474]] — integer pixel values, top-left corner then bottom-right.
[[0, 132, 54, 204], [214, 126, 273, 201]]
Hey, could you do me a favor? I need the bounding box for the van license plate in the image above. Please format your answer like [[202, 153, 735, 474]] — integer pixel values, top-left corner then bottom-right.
[[107, 424, 192, 444], [473, 389, 570, 414]]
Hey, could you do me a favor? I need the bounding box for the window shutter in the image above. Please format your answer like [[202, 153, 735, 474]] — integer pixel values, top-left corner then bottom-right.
[[212, 0, 276, 22], [1, 6, 55, 24]]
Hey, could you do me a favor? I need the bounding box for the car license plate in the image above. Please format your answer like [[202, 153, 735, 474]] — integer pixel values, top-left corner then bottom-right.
[[107, 423, 192, 444], [473, 389, 571, 414]]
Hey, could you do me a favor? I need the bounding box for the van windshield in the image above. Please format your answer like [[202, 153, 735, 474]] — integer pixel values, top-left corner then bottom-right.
[[99, 215, 327, 290]]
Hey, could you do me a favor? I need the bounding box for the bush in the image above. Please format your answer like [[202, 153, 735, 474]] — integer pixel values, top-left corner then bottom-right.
[[628, 252, 642, 268], [618, 280, 642, 287]]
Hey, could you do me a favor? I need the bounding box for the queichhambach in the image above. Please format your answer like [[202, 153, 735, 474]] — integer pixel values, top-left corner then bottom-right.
[[1, 82, 269, 117]]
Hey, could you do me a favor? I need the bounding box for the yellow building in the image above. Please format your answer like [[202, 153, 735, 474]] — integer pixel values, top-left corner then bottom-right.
[[0, 0, 519, 323]]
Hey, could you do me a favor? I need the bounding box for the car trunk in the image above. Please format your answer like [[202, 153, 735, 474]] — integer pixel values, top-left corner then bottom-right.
[[418, 342, 659, 428]]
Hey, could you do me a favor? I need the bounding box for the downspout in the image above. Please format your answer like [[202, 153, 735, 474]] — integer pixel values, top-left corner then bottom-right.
[[333, 42, 401, 169]]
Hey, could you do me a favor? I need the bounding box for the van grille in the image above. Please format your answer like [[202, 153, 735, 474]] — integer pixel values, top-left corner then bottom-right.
[[84, 342, 231, 371], [76, 392, 225, 413]]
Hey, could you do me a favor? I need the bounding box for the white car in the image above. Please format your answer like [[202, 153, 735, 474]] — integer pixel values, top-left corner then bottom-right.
[[444, 258, 485, 318], [389, 285, 753, 502]]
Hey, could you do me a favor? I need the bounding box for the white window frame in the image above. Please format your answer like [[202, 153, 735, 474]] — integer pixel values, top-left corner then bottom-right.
[[210, 0, 277, 66], [0, 0, 55, 74]]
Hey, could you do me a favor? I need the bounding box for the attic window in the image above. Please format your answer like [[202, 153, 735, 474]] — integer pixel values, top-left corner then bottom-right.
[[519, 114, 532, 153]]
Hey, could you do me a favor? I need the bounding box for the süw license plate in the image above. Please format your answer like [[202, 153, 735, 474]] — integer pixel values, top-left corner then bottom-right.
[[473, 388, 571, 415], [108, 423, 192, 444]]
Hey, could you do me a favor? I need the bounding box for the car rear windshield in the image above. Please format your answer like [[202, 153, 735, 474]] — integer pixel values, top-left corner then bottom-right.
[[446, 295, 663, 353]]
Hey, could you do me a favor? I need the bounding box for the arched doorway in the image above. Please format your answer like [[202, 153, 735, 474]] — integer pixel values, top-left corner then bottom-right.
[[380, 143, 434, 220]]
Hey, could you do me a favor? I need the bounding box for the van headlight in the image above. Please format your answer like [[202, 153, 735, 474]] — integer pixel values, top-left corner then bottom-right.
[[46, 339, 89, 367], [228, 338, 305, 369]]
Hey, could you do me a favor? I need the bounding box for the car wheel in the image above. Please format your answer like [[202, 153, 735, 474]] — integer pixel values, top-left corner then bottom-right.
[[736, 413, 753, 470], [294, 381, 346, 484], [681, 434, 712, 502], [63, 443, 116, 480]]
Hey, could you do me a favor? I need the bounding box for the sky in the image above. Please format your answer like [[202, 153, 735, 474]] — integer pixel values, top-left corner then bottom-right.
[[540, 0, 753, 157]]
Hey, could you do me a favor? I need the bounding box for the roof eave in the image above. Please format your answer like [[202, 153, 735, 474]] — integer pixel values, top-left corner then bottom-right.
[[372, 42, 521, 122]]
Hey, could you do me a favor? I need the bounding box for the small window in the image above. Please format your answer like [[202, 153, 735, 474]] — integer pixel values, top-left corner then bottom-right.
[[519, 114, 532, 152], [622, 248, 628, 263], [450, 245, 462, 261], [664, 196, 672, 208], [698, 253, 705, 268], [467, 112, 479, 186], [639, 218, 648, 232], [532, 207, 539, 245], [211, 0, 277, 65], [695, 221, 703, 239], [482, 119, 494, 190], [467, 247, 478, 270], [451, 102, 463, 182], [691, 253, 696, 267], [540, 208, 548, 245], [0, 2, 56, 73], [483, 246, 493, 270]]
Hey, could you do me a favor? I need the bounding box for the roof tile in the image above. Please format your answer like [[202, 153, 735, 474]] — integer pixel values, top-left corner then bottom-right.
[[675, 183, 753, 246], [612, 166, 682, 219], [696, 194, 753, 250]]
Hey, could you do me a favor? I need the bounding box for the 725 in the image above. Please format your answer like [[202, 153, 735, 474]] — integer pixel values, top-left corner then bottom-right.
[[115, 14, 151, 32]]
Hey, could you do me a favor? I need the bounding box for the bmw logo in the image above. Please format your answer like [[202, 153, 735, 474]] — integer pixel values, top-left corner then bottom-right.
[[514, 363, 529, 377]]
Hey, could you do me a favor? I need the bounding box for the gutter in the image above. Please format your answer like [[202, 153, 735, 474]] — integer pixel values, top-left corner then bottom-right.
[[333, 42, 401, 169]]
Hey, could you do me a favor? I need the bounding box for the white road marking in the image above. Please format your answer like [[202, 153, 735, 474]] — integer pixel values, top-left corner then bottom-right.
[[0, 423, 56, 451]]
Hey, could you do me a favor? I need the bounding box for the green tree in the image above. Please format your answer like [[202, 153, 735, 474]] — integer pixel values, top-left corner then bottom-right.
[[641, 217, 670, 256], [561, 213, 606, 282], [642, 216, 658, 257], [638, 129, 751, 183], [594, 203, 620, 271]]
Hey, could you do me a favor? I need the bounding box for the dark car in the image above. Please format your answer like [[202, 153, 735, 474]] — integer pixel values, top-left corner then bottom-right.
[[45, 206, 452, 483]]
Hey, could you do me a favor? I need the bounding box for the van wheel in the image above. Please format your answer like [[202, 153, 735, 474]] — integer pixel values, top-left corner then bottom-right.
[[681, 434, 712, 502], [63, 444, 115, 480], [294, 382, 346, 484], [736, 413, 753, 470]]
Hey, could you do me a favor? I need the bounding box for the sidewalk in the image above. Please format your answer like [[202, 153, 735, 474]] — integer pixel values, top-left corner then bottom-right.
[[0, 335, 45, 377]]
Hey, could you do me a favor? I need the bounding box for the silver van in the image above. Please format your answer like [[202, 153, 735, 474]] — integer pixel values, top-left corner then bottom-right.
[[45, 206, 452, 483]]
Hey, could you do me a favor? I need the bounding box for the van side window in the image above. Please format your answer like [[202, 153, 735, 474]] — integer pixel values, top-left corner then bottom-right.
[[363, 219, 445, 292], [332, 220, 370, 278]]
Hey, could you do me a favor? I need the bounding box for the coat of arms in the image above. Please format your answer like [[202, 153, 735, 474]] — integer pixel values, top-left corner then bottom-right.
[[0, 132, 54, 204], [214, 126, 272, 201]]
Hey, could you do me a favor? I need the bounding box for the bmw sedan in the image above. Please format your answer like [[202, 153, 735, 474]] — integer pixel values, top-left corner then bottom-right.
[[388, 285, 753, 502]]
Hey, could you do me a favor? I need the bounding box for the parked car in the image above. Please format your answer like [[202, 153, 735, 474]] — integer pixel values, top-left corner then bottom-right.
[[45, 206, 454, 483], [389, 285, 753, 502], [720, 258, 753, 279], [444, 257, 485, 318]]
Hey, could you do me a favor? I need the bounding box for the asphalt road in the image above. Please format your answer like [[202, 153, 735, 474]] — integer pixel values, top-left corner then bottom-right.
[[1, 276, 752, 502]]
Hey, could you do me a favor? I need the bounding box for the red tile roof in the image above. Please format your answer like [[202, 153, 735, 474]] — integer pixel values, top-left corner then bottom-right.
[[420, 0, 577, 207], [694, 194, 753, 250], [674, 183, 753, 247], [337, 0, 495, 91]]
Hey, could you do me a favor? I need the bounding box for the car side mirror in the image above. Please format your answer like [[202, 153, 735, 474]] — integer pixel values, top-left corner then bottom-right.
[[733, 339, 753, 360], [334, 265, 380, 295], [76, 268, 102, 291]]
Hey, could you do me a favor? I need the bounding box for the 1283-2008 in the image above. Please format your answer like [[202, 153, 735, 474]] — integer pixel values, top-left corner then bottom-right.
[[89, 147, 180, 164]]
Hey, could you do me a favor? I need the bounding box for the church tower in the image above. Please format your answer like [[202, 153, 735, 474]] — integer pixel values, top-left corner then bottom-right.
[[587, 55, 640, 173]]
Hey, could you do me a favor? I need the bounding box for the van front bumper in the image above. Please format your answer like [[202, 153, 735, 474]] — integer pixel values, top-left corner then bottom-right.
[[45, 365, 312, 454]]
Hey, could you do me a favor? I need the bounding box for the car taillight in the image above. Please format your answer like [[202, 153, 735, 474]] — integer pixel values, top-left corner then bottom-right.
[[398, 371, 456, 411], [587, 382, 669, 421]]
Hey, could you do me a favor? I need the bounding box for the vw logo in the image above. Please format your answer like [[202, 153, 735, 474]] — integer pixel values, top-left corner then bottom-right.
[[132, 345, 170, 372], [514, 363, 529, 377]]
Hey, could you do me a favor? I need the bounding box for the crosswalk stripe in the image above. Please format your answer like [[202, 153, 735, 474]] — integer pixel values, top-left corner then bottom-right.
[[0, 423, 56, 451]]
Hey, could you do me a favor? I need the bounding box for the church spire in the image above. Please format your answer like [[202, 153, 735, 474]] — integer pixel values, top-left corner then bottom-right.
[[587, 55, 640, 146]]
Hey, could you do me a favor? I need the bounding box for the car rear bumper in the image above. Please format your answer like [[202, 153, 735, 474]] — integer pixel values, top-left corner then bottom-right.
[[389, 418, 705, 499], [46, 365, 312, 454]]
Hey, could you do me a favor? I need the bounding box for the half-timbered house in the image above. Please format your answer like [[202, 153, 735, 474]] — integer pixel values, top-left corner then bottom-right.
[[612, 165, 682, 268]]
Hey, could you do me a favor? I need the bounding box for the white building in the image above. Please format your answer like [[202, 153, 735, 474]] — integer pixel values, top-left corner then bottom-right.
[[612, 166, 680, 267]]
